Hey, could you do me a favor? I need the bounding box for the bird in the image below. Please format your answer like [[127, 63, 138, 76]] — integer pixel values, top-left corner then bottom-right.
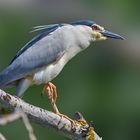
[[0, 20, 124, 115]]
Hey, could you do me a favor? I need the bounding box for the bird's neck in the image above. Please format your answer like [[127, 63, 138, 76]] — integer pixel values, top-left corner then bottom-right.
[[74, 25, 94, 49]]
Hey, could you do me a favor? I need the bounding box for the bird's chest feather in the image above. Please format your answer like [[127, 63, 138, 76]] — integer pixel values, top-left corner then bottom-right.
[[32, 46, 81, 84]]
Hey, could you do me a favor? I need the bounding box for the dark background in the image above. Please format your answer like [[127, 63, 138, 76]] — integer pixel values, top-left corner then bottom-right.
[[0, 0, 140, 140]]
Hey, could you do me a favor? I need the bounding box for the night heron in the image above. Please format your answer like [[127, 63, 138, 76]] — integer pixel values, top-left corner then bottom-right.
[[0, 20, 124, 115]]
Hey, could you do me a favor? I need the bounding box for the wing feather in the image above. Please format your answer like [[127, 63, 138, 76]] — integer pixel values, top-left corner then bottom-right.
[[0, 26, 66, 86], [10, 24, 60, 64]]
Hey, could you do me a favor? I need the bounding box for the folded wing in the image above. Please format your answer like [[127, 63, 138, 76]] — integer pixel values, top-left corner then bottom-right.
[[0, 25, 66, 87]]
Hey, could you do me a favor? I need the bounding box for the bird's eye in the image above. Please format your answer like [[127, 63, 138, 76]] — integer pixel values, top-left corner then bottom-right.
[[92, 25, 100, 31]]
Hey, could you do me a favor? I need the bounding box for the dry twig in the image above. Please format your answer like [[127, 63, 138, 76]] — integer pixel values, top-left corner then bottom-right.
[[0, 110, 37, 140], [0, 133, 6, 140]]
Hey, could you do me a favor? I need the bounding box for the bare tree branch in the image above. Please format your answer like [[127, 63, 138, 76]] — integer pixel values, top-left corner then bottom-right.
[[0, 133, 6, 140], [0, 111, 37, 140], [0, 89, 102, 140], [21, 111, 37, 140]]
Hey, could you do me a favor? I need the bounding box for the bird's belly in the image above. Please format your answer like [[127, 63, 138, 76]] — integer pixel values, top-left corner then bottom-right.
[[32, 46, 82, 85], [32, 56, 67, 84]]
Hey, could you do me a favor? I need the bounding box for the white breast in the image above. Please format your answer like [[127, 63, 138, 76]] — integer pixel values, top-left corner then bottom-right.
[[32, 46, 82, 84]]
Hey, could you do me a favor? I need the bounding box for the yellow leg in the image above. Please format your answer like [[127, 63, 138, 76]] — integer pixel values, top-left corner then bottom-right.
[[43, 82, 59, 114], [43, 82, 76, 125]]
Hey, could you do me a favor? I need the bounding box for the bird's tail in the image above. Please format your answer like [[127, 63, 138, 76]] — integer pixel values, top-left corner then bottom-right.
[[0, 68, 12, 89], [0, 72, 7, 89]]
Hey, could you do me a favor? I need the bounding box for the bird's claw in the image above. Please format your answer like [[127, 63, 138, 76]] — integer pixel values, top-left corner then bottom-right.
[[56, 112, 77, 127]]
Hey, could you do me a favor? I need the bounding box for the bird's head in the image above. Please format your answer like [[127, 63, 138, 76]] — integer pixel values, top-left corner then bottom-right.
[[72, 20, 125, 42], [90, 23, 125, 41]]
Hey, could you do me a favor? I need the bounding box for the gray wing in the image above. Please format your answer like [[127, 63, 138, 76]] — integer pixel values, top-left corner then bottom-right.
[[0, 26, 66, 87]]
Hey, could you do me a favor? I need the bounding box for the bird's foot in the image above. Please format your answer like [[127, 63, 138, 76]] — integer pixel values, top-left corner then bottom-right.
[[56, 112, 77, 127], [43, 82, 76, 126]]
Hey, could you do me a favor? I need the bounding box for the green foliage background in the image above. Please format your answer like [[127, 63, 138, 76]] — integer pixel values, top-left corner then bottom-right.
[[0, 0, 140, 140]]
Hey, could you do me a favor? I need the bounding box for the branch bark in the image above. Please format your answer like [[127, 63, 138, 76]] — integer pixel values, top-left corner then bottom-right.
[[0, 89, 102, 140], [0, 133, 6, 140]]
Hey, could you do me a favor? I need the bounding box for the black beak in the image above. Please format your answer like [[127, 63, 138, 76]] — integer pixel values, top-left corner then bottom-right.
[[100, 30, 125, 40]]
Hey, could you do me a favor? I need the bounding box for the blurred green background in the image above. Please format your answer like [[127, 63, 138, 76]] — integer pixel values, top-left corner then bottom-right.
[[0, 0, 140, 140]]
